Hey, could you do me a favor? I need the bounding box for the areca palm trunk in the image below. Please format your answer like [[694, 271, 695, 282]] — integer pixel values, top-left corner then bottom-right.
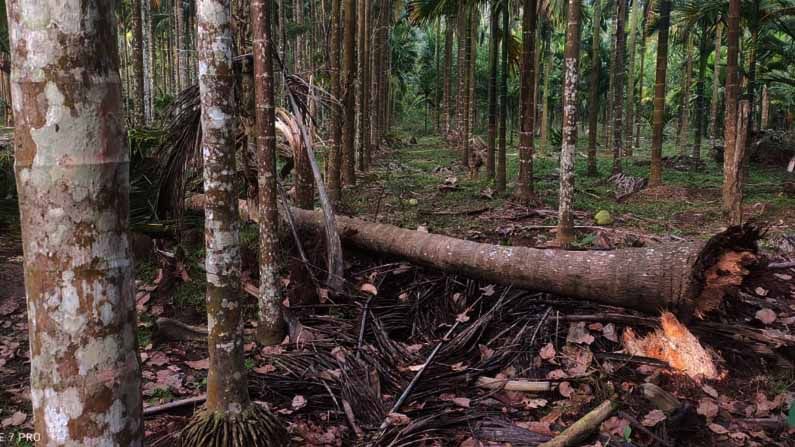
[[649, 0, 671, 186], [10, 1, 143, 442], [456, 7, 467, 150], [624, 0, 641, 158], [611, 0, 627, 175], [443, 20, 454, 137], [556, 0, 582, 247], [497, 2, 509, 192], [357, 0, 370, 172], [540, 41, 552, 150], [132, 0, 145, 125], [143, 0, 154, 123], [341, 0, 357, 185], [253, 0, 285, 345], [327, 0, 342, 203], [469, 7, 478, 137], [709, 22, 723, 148], [677, 35, 694, 154], [515, 0, 538, 203], [722, 0, 742, 223], [176, 0, 188, 90], [587, 0, 602, 177], [693, 25, 709, 160], [487, 4, 499, 178], [635, 24, 646, 150]]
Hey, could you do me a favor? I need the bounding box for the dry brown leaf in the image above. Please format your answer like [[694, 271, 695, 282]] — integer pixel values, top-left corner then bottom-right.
[[253, 364, 276, 375], [386, 412, 411, 426], [185, 358, 209, 370], [566, 322, 595, 345], [708, 423, 729, 434], [539, 342, 556, 361], [1, 411, 26, 427], [522, 398, 548, 409], [360, 283, 378, 295], [641, 409, 666, 427], [546, 369, 568, 380], [602, 323, 618, 342], [702, 384, 719, 399], [147, 351, 169, 366], [291, 395, 307, 410], [558, 381, 574, 398], [697, 398, 719, 418], [452, 397, 471, 408], [755, 308, 777, 325], [600, 416, 630, 437]]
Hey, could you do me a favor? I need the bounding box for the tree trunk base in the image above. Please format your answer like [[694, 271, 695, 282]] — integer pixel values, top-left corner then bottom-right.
[[180, 405, 288, 447]]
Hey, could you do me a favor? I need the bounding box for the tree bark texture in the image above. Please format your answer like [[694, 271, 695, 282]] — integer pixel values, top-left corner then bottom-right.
[[709, 22, 723, 148], [132, 0, 146, 125], [556, 0, 582, 247], [327, 0, 342, 203], [515, 0, 537, 203], [649, 0, 671, 186], [587, 0, 602, 177], [677, 35, 694, 154], [197, 0, 249, 413], [693, 27, 709, 160], [443, 21, 453, 137], [9, 0, 143, 443], [357, 0, 370, 172], [624, 0, 642, 158], [289, 209, 760, 317], [497, 3, 509, 193], [722, 0, 741, 218], [725, 100, 750, 225], [341, 0, 356, 185], [611, 0, 627, 175], [487, 6, 499, 178], [252, 0, 286, 345]]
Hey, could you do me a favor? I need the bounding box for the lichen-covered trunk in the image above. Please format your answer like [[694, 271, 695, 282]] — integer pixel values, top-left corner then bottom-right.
[[587, 0, 602, 177], [487, 7, 499, 178], [341, 0, 356, 186], [649, 0, 671, 186], [443, 22, 453, 137], [722, 0, 741, 219], [132, 0, 146, 125], [610, 0, 627, 175], [556, 0, 581, 247], [176, 0, 189, 91], [252, 0, 285, 345], [515, 0, 537, 203], [709, 22, 723, 148], [9, 0, 143, 443], [693, 27, 709, 160], [624, 0, 641, 158], [497, 3, 509, 193], [327, 0, 342, 203], [357, 0, 370, 172], [197, 0, 249, 413], [290, 209, 759, 317], [677, 35, 694, 155]]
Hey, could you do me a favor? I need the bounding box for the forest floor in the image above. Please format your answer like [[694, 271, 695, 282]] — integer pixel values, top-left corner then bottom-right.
[[0, 133, 794, 446]]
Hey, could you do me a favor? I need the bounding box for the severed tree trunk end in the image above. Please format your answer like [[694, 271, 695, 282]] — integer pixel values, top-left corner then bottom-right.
[[684, 224, 761, 318]]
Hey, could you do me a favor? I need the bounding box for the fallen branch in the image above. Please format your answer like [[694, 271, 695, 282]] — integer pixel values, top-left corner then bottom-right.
[[767, 261, 795, 269], [538, 397, 619, 447], [155, 317, 208, 342], [476, 377, 551, 392], [143, 395, 207, 416]]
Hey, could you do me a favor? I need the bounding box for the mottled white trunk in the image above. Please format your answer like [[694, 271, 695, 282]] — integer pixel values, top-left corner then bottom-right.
[[556, 0, 581, 247], [9, 0, 143, 444]]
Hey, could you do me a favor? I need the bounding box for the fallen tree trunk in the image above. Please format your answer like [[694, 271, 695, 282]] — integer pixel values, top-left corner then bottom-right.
[[288, 208, 759, 316], [186, 196, 760, 316]]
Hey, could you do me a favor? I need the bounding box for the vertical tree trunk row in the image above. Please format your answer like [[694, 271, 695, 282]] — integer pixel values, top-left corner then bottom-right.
[[515, 0, 538, 203], [649, 0, 671, 186], [327, 0, 342, 203], [587, 0, 602, 177], [341, 0, 357, 185], [611, 0, 627, 175], [497, 2, 509, 192], [624, 0, 642, 158], [357, 0, 370, 172]]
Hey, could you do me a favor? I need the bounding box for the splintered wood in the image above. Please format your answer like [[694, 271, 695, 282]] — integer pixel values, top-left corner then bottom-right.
[[623, 312, 721, 380], [695, 250, 757, 317]]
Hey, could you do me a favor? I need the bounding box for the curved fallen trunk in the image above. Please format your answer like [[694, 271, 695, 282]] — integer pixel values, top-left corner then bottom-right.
[[289, 208, 759, 316]]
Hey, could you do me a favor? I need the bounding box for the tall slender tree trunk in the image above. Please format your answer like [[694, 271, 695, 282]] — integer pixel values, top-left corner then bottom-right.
[[9, 0, 143, 443], [540, 41, 552, 150], [611, 0, 627, 175], [709, 21, 723, 148], [253, 0, 286, 346], [722, 0, 742, 223], [143, 0, 154, 123], [435, 18, 442, 131], [327, 0, 342, 203], [649, 0, 671, 186], [556, 0, 582, 247], [443, 21, 454, 137], [635, 26, 646, 150], [693, 26, 709, 160], [463, 5, 476, 168], [341, 0, 357, 185], [182, 0, 290, 441], [746, 0, 760, 136], [176, 0, 188, 90], [587, 0, 602, 176], [624, 0, 641, 158], [515, 0, 538, 203], [456, 8, 467, 149], [760, 84, 769, 129], [677, 34, 694, 154], [487, 4, 499, 178], [357, 0, 370, 172], [132, 0, 145, 125], [497, 3, 509, 193]]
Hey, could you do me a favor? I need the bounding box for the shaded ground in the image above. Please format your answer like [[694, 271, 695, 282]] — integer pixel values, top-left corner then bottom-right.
[[0, 135, 794, 446]]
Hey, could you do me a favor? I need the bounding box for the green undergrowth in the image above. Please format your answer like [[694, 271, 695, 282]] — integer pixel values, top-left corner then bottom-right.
[[344, 129, 795, 238]]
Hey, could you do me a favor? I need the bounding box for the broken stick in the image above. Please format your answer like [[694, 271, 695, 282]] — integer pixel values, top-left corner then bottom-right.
[[538, 397, 619, 447]]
